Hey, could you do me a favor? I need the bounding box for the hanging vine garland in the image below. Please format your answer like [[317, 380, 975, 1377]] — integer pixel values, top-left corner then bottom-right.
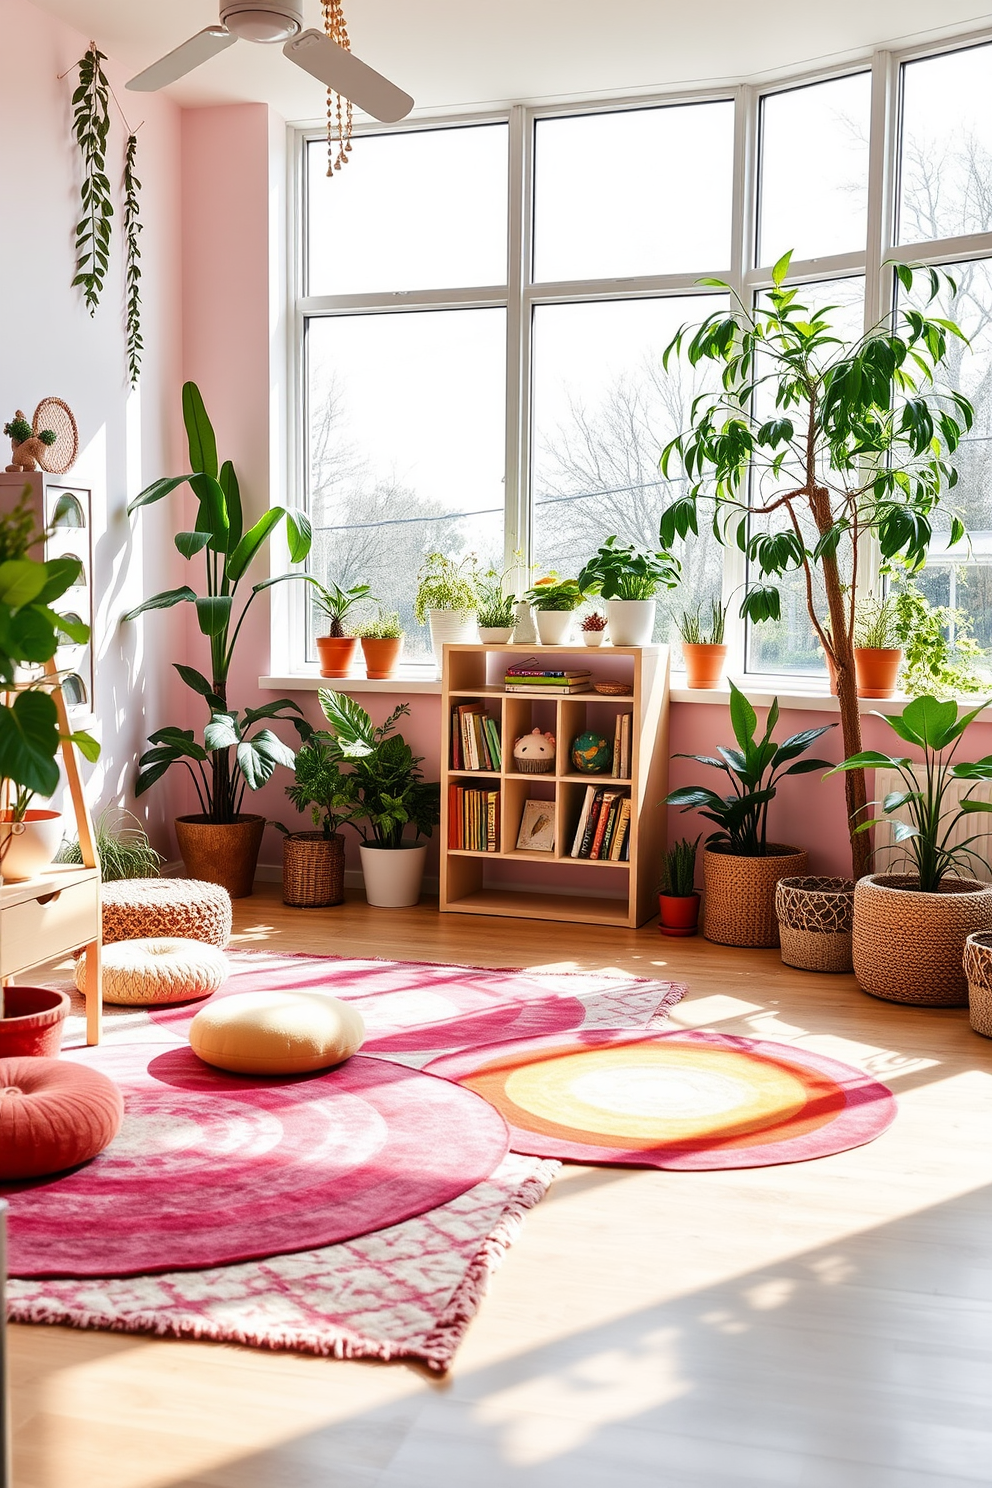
[[71, 43, 113, 315], [321, 0, 353, 177], [123, 132, 143, 386]]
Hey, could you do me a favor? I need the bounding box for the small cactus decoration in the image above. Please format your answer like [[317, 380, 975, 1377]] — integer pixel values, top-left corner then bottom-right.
[[4, 412, 57, 473]]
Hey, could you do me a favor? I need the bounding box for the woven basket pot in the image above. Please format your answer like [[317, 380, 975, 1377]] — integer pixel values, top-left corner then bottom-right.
[[282, 831, 345, 909], [775, 876, 856, 973], [853, 873, 992, 1007], [703, 845, 808, 948], [174, 814, 265, 900], [962, 932, 992, 1036]]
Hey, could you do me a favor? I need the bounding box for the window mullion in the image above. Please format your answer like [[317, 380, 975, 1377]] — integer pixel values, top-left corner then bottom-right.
[[505, 105, 532, 581], [728, 83, 758, 674]]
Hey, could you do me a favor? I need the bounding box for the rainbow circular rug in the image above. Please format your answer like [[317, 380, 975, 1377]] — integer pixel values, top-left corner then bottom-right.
[[424, 1029, 896, 1170]]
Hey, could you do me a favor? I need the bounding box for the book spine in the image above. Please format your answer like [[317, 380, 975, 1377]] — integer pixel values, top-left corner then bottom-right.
[[504, 685, 589, 695], [486, 791, 497, 852], [611, 715, 622, 778], [451, 709, 461, 771], [458, 707, 474, 770], [610, 797, 632, 860], [571, 784, 595, 857], [578, 790, 604, 858], [484, 714, 502, 770], [620, 712, 631, 779], [591, 792, 619, 860], [474, 712, 490, 771]]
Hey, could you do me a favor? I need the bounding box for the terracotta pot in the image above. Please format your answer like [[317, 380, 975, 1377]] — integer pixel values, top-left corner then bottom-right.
[[174, 814, 266, 899], [853, 872, 992, 1006], [682, 643, 728, 690], [0, 809, 64, 881], [359, 843, 428, 907], [854, 647, 902, 699], [316, 635, 359, 678], [360, 635, 403, 679], [703, 844, 809, 947], [658, 892, 700, 937], [0, 986, 70, 1058]]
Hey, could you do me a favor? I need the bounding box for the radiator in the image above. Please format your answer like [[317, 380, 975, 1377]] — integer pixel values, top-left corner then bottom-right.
[[871, 767, 992, 882]]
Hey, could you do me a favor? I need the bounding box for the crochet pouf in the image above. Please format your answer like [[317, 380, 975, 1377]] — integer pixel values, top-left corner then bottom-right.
[[189, 990, 366, 1076], [101, 878, 232, 948], [0, 1057, 123, 1180], [76, 938, 230, 1007]]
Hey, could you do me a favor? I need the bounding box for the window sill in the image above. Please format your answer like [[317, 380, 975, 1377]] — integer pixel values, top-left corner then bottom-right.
[[260, 673, 442, 695], [670, 675, 992, 721]]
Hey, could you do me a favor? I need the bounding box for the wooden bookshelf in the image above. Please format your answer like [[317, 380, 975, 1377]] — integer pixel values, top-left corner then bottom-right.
[[439, 643, 669, 927]]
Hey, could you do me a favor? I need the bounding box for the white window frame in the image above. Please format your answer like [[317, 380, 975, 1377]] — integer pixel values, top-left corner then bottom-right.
[[275, 24, 992, 687]]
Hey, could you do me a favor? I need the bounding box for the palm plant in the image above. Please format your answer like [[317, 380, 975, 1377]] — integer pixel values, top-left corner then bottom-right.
[[311, 579, 372, 637]]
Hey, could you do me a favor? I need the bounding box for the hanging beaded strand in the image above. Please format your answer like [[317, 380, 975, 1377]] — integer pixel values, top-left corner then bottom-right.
[[322, 0, 353, 177]]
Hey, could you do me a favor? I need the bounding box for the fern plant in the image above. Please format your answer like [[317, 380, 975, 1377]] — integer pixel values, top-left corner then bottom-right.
[[123, 132, 143, 385], [71, 45, 113, 315]]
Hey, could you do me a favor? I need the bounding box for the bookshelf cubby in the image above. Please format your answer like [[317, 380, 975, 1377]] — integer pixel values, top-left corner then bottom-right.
[[440, 643, 670, 927]]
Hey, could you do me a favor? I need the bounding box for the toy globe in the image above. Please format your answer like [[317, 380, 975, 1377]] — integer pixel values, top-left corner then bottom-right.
[[513, 728, 556, 774], [571, 731, 612, 774]]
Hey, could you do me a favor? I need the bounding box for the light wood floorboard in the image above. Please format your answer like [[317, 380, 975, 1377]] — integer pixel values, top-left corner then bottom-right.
[[9, 885, 992, 1487]]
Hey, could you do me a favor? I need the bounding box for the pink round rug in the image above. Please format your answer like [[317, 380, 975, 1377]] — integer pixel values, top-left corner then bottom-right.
[[425, 1029, 897, 1170], [2, 1042, 509, 1278]]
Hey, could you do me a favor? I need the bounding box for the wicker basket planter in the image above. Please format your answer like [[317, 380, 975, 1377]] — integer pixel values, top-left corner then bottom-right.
[[962, 932, 992, 1036], [702, 845, 808, 947], [775, 876, 855, 973], [853, 873, 992, 1007], [282, 831, 345, 909]]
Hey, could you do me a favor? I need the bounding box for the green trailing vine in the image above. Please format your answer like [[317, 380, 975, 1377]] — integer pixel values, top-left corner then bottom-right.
[[123, 132, 143, 385], [71, 44, 113, 316]]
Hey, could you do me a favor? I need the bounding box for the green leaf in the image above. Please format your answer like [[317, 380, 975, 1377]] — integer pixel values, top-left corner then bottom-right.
[[728, 680, 757, 751], [182, 381, 218, 479], [0, 691, 61, 796], [175, 530, 212, 559], [204, 713, 240, 751], [174, 664, 225, 709], [9, 606, 60, 663], [54, 611, 90, 645], [900, 695, 960, 750], [959, 799, 992, 814], [0, 560, 47, 611], [35, 557, 84, 605], [189, 473, 230, 552], [195, 596, 233, 638], [226, 508, 283, 584], [771, 250, 793, 287], [127, 475, 194, 516], [122, 587, 196, 622], [67, 728, 101, 763], [285, 509, 313, 563], [220, 461, 243, 555]]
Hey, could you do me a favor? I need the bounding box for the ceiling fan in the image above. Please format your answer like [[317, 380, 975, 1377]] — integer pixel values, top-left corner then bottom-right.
[[126, 0, 414, 123]]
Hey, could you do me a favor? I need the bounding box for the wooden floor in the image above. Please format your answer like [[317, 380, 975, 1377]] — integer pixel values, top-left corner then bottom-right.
[[9, 885, 992, 1487]]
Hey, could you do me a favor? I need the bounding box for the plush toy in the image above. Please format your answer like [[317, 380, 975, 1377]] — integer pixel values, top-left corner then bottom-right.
[[513, 728, 556, 774]]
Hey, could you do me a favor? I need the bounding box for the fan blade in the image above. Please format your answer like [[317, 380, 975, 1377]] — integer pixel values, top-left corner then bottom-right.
[[126, 27, 238, 92], [284, 29, 413, 123]]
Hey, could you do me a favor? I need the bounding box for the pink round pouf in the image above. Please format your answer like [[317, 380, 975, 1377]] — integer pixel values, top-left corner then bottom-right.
[[0, 1057, 123, 1180]]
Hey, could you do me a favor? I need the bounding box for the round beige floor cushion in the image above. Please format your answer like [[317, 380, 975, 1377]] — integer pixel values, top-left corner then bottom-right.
[[189, 991, 366, 1075], [78, 938, 230, 1006], [102, 878, 232, 948]]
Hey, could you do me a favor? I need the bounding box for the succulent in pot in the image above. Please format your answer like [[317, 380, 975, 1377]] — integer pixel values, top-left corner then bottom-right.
[[666, 681, 834, 946], [580, 611, 608, 647], [311, 579, 372, 678], [658, 835, 701, 937], [828, 694, 992, 1006], [355, 608, 404, 679], [523, 574, 584, 645], [676, 599, 728, 689], [413, 552, 480, 670], [852, 593, 902, 699], [578, 536, 681, 645]]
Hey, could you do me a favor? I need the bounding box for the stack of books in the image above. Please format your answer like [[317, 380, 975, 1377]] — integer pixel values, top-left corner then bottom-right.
[[609, 711, 633, 779], [451, 704, 502, 771], [504, 662, 591, 695], [570, 786, 632, 861], [448, 784, 500, 851]]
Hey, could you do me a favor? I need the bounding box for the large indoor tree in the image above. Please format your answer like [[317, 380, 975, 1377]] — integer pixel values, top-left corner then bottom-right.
[[659, 254, 975, 876]]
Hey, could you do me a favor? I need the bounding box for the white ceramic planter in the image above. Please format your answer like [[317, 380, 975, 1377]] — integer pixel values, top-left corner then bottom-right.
[[511, 601, 539, 644], [605, 598, 656, 646], [536, 610, 574, 645], [478, 627, 513, 644], [582, 630, 606, 646], [359, 843, 428, 908], [0, 810, 64, 882], [428, 609, 478, 674]]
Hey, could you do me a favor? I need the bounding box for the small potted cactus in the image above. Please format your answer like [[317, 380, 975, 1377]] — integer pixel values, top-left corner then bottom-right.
[[658, 836, 701, 936], [581, 611, 608, 647]]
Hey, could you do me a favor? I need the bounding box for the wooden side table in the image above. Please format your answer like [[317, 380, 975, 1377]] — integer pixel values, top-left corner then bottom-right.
[[0, 865, 101, 1045]]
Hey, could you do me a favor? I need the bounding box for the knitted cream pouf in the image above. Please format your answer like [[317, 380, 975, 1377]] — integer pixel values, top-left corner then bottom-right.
[[102, 878, 232, 948], [189, 990, 365, 1075], [77, 937, 230, 1007]]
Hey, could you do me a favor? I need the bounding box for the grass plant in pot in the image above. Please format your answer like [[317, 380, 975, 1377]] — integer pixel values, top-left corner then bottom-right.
[[124, 382, 312, 896], [477, 569, 518, 644], [677, 599, 728, 689], [414, 552, 479, 673], [355, 608, 403, 679], [658, 835, 700, 936], [578, 536, 681, 646], [277, 738, 347, 908], [56, 807, 164, 879], [312, 690, 440, 907], [524, 575, 584, 644], [667, 682, 834, 947], [853, 594, 902, 700], [312, 579, 371, 678], [829, 694, 992, 1006]]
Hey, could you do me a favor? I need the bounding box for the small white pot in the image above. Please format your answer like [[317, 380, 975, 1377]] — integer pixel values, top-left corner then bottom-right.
[[605, 598, 656, 646], [511, 600, 539, 644], [478, 627, 513, 644], [359, 843, 428, 908], [535, 610, 574, 645], [428, 609, 478, 674], [582, 630, 606, 646], [0, 810, 64, 881]]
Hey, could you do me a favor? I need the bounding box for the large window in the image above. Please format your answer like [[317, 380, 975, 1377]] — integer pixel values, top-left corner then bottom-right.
[[292, 33, 992, 680]]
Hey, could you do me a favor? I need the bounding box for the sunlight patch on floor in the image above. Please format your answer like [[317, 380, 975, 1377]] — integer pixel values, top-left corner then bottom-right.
[[668, 993, 765, 1026]]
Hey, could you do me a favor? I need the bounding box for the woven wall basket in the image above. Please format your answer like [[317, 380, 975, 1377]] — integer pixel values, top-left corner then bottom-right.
[[282, 831, 345, 909], [702, 845, 808, 948], [853, 873, 992, 1007], [962, 931, 992, 1036], [775, 876, 856, 974]]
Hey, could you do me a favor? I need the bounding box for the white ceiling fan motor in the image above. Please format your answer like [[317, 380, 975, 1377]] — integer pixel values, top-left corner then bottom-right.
[[219, 0, 304, 44]]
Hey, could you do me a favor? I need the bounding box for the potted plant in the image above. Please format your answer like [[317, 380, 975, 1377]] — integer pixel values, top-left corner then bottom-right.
[[312, 689, 440, 907], [578, 536, 681, 645], [660, 254, 974, 878], [523, 574, 585, 644], [312, 579, 372, 677], [277, 737, 347, 908], [775, 876, 856, 973], [852, 594, 903, 699], [677, 599, 728, 689], [658, 835, 701, 936], [413, 552, 479, 670], [477, 569, 518, 644], [124, 382, 313, 895], [356, 609, 404, 678], [56, 808, 164, 879], [0, 786, 64, 881], [828, 694, 992, 1006], [667, 681, 835, 946], [581, 611, 608, 647], [890, 576, 988, 699]]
